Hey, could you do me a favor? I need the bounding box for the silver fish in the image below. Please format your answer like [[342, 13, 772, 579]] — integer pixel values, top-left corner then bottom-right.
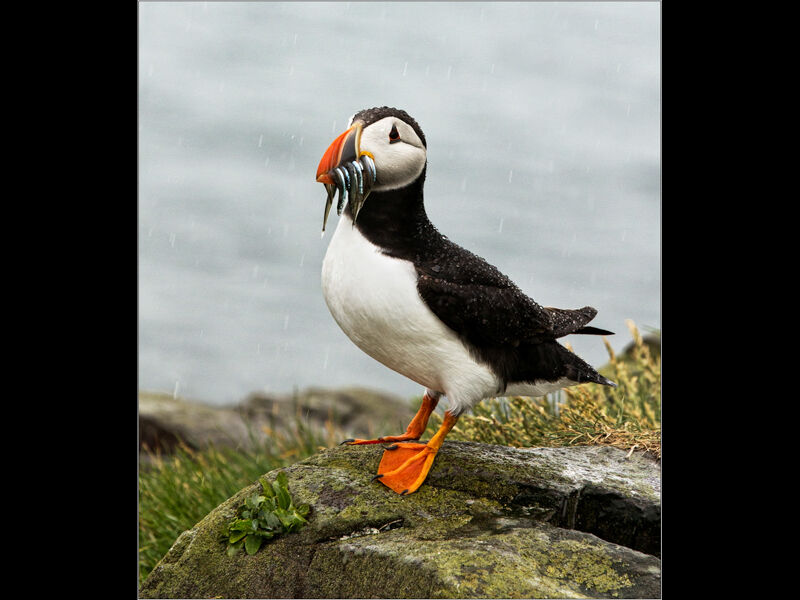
[[334, 167, 348, 215], [361, 154, 376, 186], [320, 154, 377, 231], [352, 159, 364, 196], [322, 183, 336, 232]]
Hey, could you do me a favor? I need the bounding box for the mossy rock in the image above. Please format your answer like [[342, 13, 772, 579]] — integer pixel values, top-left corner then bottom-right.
[[140, 442, 660, 598]]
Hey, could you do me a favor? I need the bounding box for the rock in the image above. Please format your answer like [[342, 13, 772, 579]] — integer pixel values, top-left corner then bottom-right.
[[620, 333, 660, 360], [140, 442, 661, 599], [139, 392, 255, 455], [139, 387, 414, 459], [240, 386, 415, 440]]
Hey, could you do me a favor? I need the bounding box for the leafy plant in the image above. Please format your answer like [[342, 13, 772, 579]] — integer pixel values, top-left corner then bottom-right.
[[225, 471, 310, 556]]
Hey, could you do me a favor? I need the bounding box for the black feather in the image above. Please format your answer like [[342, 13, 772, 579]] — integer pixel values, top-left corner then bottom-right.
[[573, 326, 615, 336]]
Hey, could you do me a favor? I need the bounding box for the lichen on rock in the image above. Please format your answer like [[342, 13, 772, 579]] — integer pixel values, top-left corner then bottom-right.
[[140, 441, 660, 599]]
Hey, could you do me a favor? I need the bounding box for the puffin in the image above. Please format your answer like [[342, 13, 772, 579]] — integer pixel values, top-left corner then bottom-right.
[[315, 106, 616, 495]]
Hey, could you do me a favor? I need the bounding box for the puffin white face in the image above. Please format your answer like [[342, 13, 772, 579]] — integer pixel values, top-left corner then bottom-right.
[[316, 109, 427, 230], [358, 116, 427, 192]]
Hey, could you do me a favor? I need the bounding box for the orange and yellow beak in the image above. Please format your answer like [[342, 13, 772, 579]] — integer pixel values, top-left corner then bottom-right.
[[316, 121, 377, 231], [316, 123, 363, 184]]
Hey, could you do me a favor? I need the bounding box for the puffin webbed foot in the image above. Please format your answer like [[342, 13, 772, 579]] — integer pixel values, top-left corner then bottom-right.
[[373, 411, 459, 495], [339, 394, 457, 495], [374, 442, 440, 494]]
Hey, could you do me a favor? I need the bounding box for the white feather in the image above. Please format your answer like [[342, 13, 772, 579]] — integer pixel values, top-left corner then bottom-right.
[[504, 377, 576, 398]]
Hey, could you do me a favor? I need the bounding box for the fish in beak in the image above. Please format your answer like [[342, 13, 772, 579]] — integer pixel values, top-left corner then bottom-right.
[[316, 121, 377, 232]]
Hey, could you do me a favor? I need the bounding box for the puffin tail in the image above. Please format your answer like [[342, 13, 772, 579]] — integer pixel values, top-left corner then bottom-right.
[[546, 306, 614, 338], [557, 342, 618, 388], [573, 325, 615, 336], [514, 340, 617, 388]]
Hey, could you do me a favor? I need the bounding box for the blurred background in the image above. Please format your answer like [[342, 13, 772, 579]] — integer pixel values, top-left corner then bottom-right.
[[138, 1, 660, 407]]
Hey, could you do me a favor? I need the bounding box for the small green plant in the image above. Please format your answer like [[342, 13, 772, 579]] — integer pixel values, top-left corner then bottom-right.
[[225, 471, 310, 556]]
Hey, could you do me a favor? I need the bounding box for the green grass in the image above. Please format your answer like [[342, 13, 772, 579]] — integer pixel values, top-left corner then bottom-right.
[[138, 321, 660, 585]]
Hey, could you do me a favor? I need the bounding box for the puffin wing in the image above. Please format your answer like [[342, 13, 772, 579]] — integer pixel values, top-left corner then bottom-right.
[[416, 273, 556, 346], [412, 236, 611, 345], [417, 275, 610, 345]]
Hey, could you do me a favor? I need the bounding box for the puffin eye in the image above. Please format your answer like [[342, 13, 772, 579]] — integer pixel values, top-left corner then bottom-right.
[[388, 124, 400, 143]]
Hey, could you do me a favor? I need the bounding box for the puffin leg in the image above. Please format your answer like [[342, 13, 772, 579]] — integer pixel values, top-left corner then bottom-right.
[[373, 411, 458, 495], [341, 391, 439, 445]]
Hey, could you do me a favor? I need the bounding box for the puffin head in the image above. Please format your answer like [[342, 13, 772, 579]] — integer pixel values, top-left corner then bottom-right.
[[316, 107, 427, 231]]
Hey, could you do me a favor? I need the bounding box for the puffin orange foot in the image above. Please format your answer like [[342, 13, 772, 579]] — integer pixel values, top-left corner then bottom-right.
[[373, 443, 438, 495], [340, 391, 441, 446]]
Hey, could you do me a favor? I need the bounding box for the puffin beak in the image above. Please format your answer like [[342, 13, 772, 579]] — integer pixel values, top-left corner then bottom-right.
[[315, 122, 377, 231], [316, 123, 362, 184]]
